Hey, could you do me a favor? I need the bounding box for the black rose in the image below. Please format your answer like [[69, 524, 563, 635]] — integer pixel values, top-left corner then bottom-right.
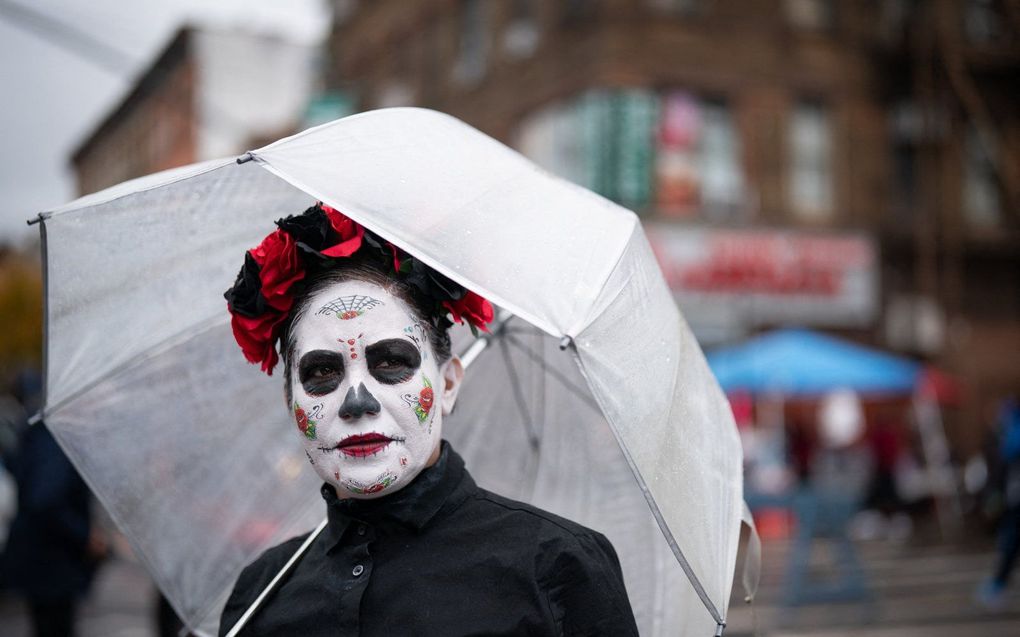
[[224, 252, 267, 318], [276, 206, 333, 258], [403, 258, 466, 302]]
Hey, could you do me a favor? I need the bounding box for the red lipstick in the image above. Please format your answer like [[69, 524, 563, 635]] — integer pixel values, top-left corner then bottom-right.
[[337, 433, 394, 457]]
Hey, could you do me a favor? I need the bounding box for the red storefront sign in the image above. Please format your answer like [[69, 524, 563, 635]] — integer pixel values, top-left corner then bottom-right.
[[646, 225, 877, 328]]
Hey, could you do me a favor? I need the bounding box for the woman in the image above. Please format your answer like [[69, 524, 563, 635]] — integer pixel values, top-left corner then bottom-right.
[[219, 203, 638, 636]]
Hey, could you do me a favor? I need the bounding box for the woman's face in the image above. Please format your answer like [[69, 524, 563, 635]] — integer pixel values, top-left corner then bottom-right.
[[288, 280, 462, 498]]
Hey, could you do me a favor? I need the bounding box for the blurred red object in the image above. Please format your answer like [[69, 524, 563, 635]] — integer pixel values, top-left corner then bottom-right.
[[918, 367, 963, 406], [753, 508, 793, 540], [728, 390, 754, 428]]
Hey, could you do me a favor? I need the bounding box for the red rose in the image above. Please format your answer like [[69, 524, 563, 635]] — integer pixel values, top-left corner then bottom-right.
[[419, 386, 434, 411], [230, 308, 286, 374], [294, 406, 308, 433], [442, 291, 494, 332], [320, 204, 365, 258], [250, 230, 304, 312]]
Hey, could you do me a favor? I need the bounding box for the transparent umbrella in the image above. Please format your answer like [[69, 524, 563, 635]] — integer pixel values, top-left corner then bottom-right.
[[32, 108, 747, 636]]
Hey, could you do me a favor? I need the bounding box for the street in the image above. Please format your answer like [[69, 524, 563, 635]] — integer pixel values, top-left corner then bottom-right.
[[726, 532, 1020, 636], [2, 528, 1019, 636]]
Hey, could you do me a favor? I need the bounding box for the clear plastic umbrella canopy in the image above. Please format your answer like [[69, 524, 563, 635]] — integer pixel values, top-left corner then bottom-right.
[[35, 108, 743, 636]]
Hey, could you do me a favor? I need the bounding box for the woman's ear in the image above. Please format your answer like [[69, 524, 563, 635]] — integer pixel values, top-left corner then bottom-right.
[[440, 356, 465, 416]]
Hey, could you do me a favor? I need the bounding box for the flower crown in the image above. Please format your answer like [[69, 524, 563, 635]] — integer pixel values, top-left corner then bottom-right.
[[225, 203, 494, 375]]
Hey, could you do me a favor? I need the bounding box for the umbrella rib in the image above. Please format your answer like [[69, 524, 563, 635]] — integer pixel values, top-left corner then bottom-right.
[[503, 334, 601, 415], [42, 315, 227, 419], [498, 336, 541, 451], [39, 157, 233, 220], [512, 317, 727, 624], [568, 350, 725, 627]]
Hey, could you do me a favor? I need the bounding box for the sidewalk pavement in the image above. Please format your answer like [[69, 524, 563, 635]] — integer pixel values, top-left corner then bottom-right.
[[725, 534, 1020, 636], [1, 553, 157, 637]]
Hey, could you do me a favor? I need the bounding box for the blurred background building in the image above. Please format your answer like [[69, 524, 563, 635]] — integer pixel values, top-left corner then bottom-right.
[[320, 0, 1018, 459], [72, 26, 320, 194], [37, 0, 1020, 509], [39, 0, 1020, 462]]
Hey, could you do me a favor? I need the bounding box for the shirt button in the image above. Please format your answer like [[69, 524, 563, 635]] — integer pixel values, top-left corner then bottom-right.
[[352, 564, 364, 577], [357, 524, 367, 536]]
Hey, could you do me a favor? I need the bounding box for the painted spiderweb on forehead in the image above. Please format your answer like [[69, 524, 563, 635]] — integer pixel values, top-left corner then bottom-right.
[[315, 294, 383, 319]]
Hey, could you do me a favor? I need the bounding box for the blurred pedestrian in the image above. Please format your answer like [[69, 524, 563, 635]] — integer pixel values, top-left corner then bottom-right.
[[977, 397, 1020, 609], [1, 415, 106, 637]]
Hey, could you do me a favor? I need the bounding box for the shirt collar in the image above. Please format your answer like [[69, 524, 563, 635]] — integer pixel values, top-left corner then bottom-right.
[[319, 441, 472, 545]]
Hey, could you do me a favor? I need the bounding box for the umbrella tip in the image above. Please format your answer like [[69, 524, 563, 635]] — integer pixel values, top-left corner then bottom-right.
[[236, 152, 255, 164], [558, 336, 573, 351]]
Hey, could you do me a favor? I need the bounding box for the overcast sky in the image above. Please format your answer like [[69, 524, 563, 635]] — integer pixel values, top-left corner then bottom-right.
[[0, 0, 330, 244]]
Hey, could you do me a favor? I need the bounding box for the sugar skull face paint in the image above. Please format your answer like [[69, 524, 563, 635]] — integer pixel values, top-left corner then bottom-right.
[[289, 280, 463, 499]]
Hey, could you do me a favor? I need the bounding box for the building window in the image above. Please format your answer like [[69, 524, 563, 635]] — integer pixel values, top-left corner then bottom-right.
[[648, 0, 700, 16], [656, 92, 744, 219], [784, 0, 832, 30], [963, 126, 1001, 227], [515, 88, 747, 218], [503, 0, 539, 58], [965, 0, 1004, 44], [562, 0, 599, 25], [453, 0, 488, 85], [888, 101, 923, 218], [789, 101, 834, 221]]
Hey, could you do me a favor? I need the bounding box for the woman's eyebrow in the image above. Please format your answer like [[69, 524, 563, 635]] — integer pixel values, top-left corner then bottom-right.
[[365, 338, 420, 354], [299, 349, 345, 364]]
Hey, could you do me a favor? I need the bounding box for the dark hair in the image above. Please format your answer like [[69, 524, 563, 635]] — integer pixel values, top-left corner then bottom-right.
[[281, 256, 453, 406]]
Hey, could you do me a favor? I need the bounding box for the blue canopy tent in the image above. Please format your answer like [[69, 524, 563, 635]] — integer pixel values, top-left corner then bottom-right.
[[709, 329, 957, 604], [707, 328, 921, 396]]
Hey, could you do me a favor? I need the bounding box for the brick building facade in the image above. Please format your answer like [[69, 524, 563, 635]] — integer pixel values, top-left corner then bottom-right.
[[73, 27, 318, 195], [73, 30, 197, 196], [327, 0, 1019, 453]]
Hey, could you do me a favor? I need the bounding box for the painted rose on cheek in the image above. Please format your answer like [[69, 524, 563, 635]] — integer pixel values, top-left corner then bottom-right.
[[401, 374, 435, 424], [294, 404, 317, 440], [419, 385, 434, 412]]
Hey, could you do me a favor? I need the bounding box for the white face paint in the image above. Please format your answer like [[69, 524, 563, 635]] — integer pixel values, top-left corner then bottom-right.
[[289, 280, 462, 499]]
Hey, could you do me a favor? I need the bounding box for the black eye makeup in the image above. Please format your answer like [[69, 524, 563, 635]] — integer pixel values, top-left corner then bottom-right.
[[365, 339, 421, 384], [298, 350, 346, 395]]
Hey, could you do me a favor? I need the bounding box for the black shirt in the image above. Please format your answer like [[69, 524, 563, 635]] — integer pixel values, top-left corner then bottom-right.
[[219, 442, 639, 636]]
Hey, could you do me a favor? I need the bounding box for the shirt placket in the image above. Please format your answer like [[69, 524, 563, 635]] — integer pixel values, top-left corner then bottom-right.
[[336, 520, 374, 634]]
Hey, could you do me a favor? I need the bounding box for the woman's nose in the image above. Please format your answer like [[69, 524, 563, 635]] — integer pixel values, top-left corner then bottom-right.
[[338, 382, 381, 420]]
